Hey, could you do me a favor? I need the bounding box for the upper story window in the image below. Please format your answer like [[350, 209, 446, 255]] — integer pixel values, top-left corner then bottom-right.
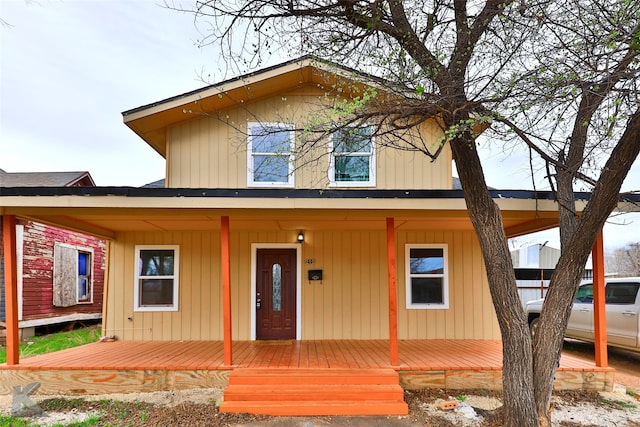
[[405, 244, 449, 309], [134, 245, 179, 312], [329, 126, 376, 187], [247, 122, 295, 188]]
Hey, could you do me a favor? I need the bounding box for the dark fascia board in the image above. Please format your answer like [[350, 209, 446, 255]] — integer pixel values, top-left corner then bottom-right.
[[0, 186, 615, 202]]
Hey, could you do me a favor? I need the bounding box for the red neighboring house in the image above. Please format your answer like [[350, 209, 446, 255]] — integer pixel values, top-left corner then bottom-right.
[[0, 169, 105, 338]]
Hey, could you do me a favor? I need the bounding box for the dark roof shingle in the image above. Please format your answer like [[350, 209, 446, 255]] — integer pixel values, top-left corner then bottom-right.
[[0, 170, 95, 187]]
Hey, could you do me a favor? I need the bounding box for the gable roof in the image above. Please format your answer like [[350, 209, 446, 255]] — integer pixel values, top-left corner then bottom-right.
[[0, 170, 95, 187], [122, 56, 387, 157]]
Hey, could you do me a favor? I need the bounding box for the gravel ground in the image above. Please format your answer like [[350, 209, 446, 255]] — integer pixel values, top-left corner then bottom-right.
[[1, 384, 639, 426]]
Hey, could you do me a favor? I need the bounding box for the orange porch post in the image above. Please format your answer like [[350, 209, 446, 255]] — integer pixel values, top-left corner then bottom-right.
[[2, 215, 20, 365], [221, 216, 233, 366], [386, 217, 399, 366], [592, 230, 607, 367]]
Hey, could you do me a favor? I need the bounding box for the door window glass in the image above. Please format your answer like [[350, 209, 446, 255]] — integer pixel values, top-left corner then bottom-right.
[[272, 263, 282, 311]]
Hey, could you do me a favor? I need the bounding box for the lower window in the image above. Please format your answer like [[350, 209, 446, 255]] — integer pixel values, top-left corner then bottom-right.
[[77, 250, 92, 303], [405, 244, 449, 309], [53, 243, 94, 306], [134, 245, 179, 311]]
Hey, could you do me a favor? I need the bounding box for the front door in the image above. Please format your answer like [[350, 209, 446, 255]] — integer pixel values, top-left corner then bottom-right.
[[256, 249, 297, 340]]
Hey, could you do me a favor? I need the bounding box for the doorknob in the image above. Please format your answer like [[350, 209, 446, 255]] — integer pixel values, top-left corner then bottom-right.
[[256, 299, 262, 309]]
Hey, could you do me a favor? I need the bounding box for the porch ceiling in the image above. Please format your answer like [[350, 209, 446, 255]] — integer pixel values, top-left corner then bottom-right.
[[2, 204, 559, 240]]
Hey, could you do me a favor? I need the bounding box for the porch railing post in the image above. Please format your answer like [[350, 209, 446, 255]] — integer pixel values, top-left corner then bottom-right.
[[221, 215, 232, 366], [386, 217, 399, 366], [592, 230, 607, 368], [2, 215, 20, 365]]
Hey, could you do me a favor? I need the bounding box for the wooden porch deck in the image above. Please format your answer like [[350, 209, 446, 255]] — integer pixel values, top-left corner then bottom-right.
[[0, 340, 614, 395]]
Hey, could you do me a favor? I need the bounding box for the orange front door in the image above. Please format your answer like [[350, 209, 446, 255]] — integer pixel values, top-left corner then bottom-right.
[[256, 249, 296, 340]]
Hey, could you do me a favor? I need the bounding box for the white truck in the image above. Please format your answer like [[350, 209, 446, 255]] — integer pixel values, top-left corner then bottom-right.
[[524, 277, 640, 353]]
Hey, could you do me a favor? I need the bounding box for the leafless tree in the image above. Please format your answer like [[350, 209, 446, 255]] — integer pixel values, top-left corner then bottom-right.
[[168, 0, 640, 424], [607, 243, 640, 277]]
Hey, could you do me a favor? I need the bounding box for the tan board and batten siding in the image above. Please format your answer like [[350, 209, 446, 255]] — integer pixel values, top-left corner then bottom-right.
[[166, 86, 451, 189], [103, 65, 497, 342], [104, 228, 499, 342]]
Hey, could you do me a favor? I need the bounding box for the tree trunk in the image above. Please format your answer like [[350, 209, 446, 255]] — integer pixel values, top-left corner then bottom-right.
[[531, 136, 582, 426], [450, 131, 538, 427], [533, 109, 640, 424]]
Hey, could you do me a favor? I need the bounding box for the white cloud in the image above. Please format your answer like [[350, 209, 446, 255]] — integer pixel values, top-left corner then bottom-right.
[[1, 0, 210, 186]]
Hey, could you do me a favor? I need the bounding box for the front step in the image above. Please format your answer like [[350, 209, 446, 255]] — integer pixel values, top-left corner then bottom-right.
[[220, 400, 409, 416], [220, 368, 408, 416]]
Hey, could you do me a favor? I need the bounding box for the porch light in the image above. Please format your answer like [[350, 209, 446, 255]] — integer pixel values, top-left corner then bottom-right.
[[297, 231, 304, 243]]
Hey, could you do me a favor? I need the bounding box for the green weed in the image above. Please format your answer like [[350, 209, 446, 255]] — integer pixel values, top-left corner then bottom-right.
[[0, 414, 32, 426], [46, 414, 102, 427], [64, 414, 102, 426], [40, 397, 86, 411], [0, 325, 101, 363], [602, 398, 636, 409]]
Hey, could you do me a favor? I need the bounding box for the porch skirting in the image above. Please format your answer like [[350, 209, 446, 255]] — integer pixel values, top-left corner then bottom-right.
[[0, 339, 614, 395]]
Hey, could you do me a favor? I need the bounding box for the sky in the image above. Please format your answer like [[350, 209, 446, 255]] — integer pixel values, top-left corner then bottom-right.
[[1, 0, 639, 252]]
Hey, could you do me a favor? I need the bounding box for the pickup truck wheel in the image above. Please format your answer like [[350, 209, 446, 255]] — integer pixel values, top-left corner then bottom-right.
[[529, 317, 540, 339]]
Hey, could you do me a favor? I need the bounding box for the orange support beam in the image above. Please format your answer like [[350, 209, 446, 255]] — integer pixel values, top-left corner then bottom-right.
[[221, 216, 233, 366], [386, 217, 399, 366], [592, 230, 608, 367], [2, 215, 20, 365]]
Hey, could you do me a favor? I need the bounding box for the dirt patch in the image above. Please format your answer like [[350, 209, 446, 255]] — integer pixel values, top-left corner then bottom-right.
[[37, 399, 268, 427], [2, 385, 639, 426]]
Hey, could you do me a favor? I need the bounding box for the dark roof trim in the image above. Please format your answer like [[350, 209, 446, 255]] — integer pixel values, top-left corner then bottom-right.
[[0, 186, 624, 202]]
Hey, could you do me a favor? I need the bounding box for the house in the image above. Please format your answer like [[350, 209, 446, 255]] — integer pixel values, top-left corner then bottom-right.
[[2, 57, 631, 413], [0, 170, 105, 339], [511, 243, 594, 306]]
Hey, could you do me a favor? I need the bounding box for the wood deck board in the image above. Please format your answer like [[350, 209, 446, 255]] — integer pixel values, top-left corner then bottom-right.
[[2, 339, 603, 372], [328, 340, 351, 368]]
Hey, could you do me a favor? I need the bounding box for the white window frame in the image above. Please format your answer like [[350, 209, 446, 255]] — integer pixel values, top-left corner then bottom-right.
[[76, 249, 93, 304], [134, 245, 180, 312], [247, 122, 295, 188], [328, 125, 376, 187], [405, 244, 449, 309]]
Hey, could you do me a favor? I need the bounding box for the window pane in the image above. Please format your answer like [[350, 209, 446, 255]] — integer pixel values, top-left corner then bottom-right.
[[335, 156, 370, 182], [252, 128, 291, 153], [78, 278, 88, 300], [272, 263, 282, 312], [411, 278, 443, 304], [575, 285, 593, 303], [410, 248, 444, 274], [140, 250, 174, 276], [335, 128, 372, 153], [140, 279, 174, 305], [78, 252, 89, 275], [606, 283, 639, 304], [253, 155, 289, 182]]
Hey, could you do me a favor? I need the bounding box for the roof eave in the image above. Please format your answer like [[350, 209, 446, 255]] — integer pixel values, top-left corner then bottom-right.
[[121, 56, 395, 157]]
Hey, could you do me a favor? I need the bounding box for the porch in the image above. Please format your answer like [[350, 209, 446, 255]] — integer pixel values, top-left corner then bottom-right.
[[0, 339, 614, 396]]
